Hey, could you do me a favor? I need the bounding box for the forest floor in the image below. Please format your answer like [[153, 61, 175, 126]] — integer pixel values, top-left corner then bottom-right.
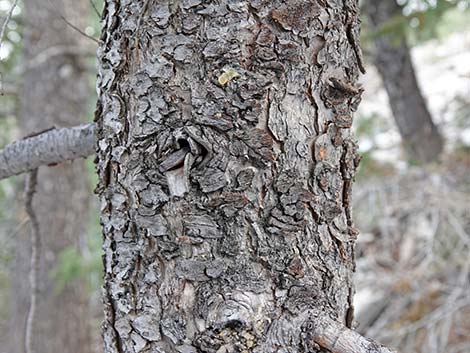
[[353, 29, 470, 353], [353, 155, 470, 353]]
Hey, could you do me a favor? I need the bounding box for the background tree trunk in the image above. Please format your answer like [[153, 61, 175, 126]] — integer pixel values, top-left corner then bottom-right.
[[9, 1, 94, 353], [364, 0, 444, 164], [96, 1, 362, 352]]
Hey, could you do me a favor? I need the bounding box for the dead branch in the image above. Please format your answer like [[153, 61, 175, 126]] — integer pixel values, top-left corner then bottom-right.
[[0, 0, 19, 50], [24, 169, 39, 353], [310, 315, 397, 353], [58, 14, 100, 44], [89, 0, 101, 17], [0, 123, 95, 180]]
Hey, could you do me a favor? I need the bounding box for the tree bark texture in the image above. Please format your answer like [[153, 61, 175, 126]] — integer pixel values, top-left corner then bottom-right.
[[96, 1, 363, 352], [9, 1, 94, 353], [364, 0, 443, 164]]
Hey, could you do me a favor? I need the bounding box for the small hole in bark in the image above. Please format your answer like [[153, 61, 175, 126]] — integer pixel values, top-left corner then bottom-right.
[[222, 319, 244, 331], [199, 145, 208, 162], [161, 139, 191, 172], [178, 138, 208, 162], [177, 138, 190, 149], [192, 140, 209, 166]]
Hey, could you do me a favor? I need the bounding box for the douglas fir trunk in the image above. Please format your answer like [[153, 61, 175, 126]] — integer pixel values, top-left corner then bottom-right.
[[96, 1, 363, 352], [9, 1, 94, 353]]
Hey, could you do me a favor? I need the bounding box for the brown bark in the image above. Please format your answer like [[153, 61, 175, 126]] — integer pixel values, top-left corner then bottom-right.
[[95, 1, 367, 352], [9, 0, 94, 353], [364, 0, 444, 164]]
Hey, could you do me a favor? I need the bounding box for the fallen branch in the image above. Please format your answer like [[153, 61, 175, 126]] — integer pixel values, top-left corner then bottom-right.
[[310, 315, 397, 353], [0, 123, 95, 180]]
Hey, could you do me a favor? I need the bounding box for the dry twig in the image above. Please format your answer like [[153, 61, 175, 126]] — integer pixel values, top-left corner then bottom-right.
[[24, 169, 40, 353]]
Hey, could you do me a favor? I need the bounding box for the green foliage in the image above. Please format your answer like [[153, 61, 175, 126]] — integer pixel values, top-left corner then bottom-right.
[[51, 214, 103, 295], [0, 0, 105, 300], [84, 0, 104, 122], [452, 94, 470, 129], [354, 111, 394, 142], [0, 1, 23, 79], [51, 246, 83, 293], [362, 0, 470, 48], [353, 112, 398, 178], [86, 155, 98, 189], [362, 13, 407, 46], [0, 179, 15, 219], [49, 0, 105, 297], [89, 0, 104, 32], [355, 112, 381, 137], [0, 1, 23, 73], [405, 0, 457, 43], [0, 177, 17, 322], [0, 1, 23, 136], [0, 116, 16, 148], [355, 150, 396, 180], [434, 5, 470, 38]]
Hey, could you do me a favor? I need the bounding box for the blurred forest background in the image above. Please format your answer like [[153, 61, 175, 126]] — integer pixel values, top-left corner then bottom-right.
[[0, 1, 469, 353]]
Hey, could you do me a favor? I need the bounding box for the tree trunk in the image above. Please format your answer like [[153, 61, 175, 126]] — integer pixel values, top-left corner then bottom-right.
[[96, 1, 363, 352], [9, 1, 94, 353], [364, 0, 444, 164]]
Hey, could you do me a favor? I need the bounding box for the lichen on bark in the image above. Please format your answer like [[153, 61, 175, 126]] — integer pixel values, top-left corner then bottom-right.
[[95, 1, 363, 352]]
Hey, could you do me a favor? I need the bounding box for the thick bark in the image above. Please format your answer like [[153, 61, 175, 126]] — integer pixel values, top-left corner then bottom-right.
[[96, 1, 364, 352], [364, 0, 443, 164], [9, 1, 94, 353]]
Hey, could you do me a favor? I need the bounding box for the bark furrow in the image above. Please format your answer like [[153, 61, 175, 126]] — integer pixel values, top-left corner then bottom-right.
[[95, 1, 364, 352]]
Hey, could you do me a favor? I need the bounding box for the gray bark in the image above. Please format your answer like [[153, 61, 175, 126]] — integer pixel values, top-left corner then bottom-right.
[[0, 124, 95, 180], [364, 0, 444, 164], [95, 1, 366, 352], [310, 315, 396, 353], [9, 0, 94, 353]]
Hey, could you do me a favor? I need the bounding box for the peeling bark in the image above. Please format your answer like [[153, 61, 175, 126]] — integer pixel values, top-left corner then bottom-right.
[[364, 0, 443, 164], [95, 1, 364, 352]]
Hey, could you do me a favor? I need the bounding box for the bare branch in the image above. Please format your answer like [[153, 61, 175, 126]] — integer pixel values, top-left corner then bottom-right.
[[89, 0, 101, 17], [58, 14, 100, 44], [24, 169, 40, 353], [0, 0, 19, 51], [310, 315, 397, 353], [0, 123, 96, 180]]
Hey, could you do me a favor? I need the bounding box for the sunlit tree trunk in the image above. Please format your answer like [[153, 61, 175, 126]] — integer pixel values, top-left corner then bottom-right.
[[9, 0, 94, 353], [96, 1, 363, 352], [364, 0, 444, 164]]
